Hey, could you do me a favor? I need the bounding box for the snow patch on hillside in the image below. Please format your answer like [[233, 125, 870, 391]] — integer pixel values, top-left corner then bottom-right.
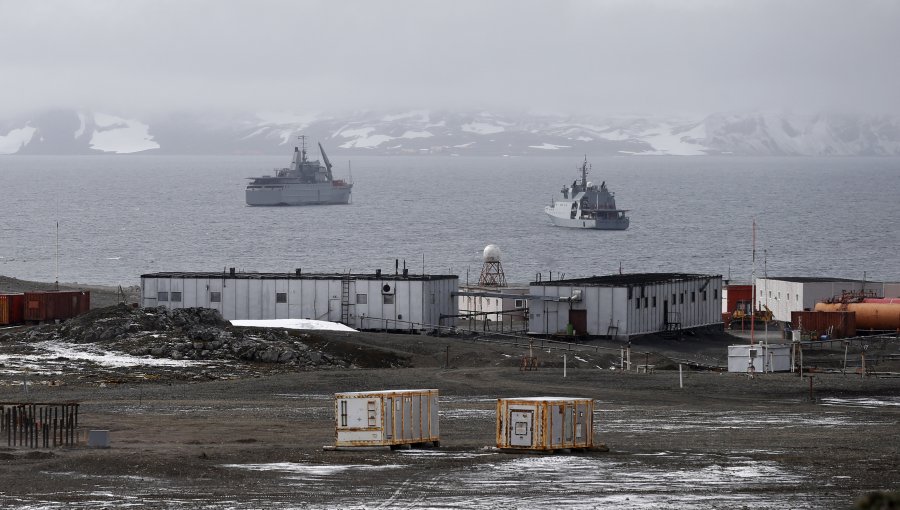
[[0, 126, 37, 154], [462, 122, 505, 135], [89, 113, 159, 153], [400, 130, 433, 139], [529, 143, 570, 150]]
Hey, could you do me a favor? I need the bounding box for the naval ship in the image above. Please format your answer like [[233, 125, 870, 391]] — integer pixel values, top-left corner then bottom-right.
[[544, 157, 629, 230], [245, 136, 352, 206]]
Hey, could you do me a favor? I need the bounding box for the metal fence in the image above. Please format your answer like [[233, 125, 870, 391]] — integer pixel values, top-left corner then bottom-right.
[[1, 402, 80, 448]]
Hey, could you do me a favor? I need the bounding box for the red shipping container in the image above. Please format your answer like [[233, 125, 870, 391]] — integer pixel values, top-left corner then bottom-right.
[[23, 291, 91, 322], [725, 285, 753, 314], [0, 293, 25, 325], [791, 311, 856, 339]]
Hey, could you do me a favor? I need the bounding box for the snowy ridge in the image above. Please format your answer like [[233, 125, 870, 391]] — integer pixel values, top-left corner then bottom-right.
[[3, 109, 900, 156]]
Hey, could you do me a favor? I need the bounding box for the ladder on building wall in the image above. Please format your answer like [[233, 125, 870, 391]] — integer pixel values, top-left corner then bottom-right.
[[340, 277, 351, 325]]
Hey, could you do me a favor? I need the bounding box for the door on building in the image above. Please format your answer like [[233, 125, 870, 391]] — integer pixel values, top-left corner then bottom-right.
[[569, 309, 587, 335], [509, 410, 534, 447]]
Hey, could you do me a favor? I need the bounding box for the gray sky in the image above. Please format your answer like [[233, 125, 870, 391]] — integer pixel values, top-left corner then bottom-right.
[[2, 0, 898, 117]]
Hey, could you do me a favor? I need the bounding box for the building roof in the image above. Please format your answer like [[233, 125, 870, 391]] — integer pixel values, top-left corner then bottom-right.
[[761, 276, 873, 284], [530, 272, 719, 287], [141, 271, 458, 282]]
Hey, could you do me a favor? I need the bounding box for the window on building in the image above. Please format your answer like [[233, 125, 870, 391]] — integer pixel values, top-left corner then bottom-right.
[[210, 291, 221, 303], [679, 293, 684, 304], [357, 293, 367, 304], [635, 298, 640, 309], [652, 296, 657, 307], [383, 294, 395, 304], [672, 293, 676, 304], [170, 291, 182, 302], [643, 297, 648, 308], [515, 299, 525, 308], [691, 291, 696, 303], [702, 290, 707, 301], [157, 291, 168, 302], [628, 287, 633, 299], [276, 292, 287, 303], [340, 401, 348, 427], [713, 289, 718, 300]]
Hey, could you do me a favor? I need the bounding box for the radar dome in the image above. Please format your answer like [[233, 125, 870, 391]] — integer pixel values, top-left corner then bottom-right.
[[483, 244, 502, 262]]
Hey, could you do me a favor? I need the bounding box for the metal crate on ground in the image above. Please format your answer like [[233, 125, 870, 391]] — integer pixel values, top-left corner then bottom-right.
[[334, 389, 439, 448], [496, 397, 594, 452]]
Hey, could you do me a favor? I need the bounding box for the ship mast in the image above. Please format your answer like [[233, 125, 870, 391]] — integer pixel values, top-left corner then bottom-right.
[[580, 155, 589, 188], [297, 135, 308, 162]]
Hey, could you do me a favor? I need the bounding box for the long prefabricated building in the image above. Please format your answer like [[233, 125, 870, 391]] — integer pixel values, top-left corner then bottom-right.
[[496, 397, 594, 451], [334, 390, 440, 448], [528, 273, 723, 339], [140, 270, 458, 332]]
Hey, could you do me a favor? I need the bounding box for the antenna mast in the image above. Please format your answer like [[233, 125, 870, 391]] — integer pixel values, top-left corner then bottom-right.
[[55, 221, 59, 291]]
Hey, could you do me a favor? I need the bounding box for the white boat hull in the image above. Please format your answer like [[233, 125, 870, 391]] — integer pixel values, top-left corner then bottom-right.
[[544, 205, 629, 230]]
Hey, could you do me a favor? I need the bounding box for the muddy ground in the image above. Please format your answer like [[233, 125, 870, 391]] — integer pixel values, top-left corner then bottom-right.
[[1, 279, 899, 509]]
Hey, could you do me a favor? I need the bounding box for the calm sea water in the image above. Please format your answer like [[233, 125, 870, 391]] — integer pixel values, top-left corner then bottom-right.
[[0, 155, 898, 287]]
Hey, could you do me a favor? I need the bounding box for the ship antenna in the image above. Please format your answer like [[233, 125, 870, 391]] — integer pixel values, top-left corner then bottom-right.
[[581, 155, 589, 188], [298, 135, 308, 162]]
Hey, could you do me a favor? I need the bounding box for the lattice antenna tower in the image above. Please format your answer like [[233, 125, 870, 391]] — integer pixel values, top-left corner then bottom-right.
[[478, 244, 507, 287]]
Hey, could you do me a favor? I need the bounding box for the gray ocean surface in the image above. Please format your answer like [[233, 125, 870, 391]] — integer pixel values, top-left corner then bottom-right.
[[1, 155, 898, 287]]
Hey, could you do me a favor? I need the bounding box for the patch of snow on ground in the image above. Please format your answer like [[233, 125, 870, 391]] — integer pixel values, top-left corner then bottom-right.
[[230, 319, 357, 332], [528, 143, 570, 150], [381, 110, 430, 122], [89, 113, 159, 153], [400, 130, 433, 139], [74, 112, 87, 138], [453, 142, 475, 148], [461, 122, 505, 135], [0, 341, 203, 369], [340, 134, 393, 149], [637, 123, 708, 155], [0, 126, 37, 154], [337, 127, 375, 138], [222, 462, 400, 476]]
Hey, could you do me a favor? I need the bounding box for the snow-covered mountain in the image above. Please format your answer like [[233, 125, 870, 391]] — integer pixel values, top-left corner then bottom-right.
[[3, 109, 900, 156]]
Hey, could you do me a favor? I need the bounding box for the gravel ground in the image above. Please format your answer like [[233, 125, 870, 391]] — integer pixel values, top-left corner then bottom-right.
[[1, 277, 899, 508]]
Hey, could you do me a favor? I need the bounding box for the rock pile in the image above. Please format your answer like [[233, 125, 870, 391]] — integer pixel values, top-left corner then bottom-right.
[[18, 304, 353, 369]]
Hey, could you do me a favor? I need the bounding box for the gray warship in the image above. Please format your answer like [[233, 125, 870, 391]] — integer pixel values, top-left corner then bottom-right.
[[245, 136, 352, 206], [544, 157, 629, 230]]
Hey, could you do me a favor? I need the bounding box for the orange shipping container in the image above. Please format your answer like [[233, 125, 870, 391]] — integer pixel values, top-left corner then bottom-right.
[[23, 291, 90, 322], [0, 293, 25, 325]]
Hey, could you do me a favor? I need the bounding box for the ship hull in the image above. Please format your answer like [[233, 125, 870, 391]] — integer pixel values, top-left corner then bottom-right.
[[246, 183, 352, 206], [544, 207, 629, 230]]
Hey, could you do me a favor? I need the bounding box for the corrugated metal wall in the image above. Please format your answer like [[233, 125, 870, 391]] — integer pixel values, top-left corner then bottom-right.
[[142, 275, 457, 331], [529, 276, 722, 338]]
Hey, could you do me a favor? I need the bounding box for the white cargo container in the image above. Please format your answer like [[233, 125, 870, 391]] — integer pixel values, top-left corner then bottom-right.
[[334, 389, 440, 448], [496, 397, 594, 451], [727, 344, 792, 373]]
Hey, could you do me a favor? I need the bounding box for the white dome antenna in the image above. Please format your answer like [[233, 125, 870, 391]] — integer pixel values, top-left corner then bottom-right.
[[479, 244, 507, 287]]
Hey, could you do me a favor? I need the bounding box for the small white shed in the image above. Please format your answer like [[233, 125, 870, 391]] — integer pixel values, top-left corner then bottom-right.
[[334, 389, 440, 448], [496, 397, 594, 451], [727, 344, 792, 373]]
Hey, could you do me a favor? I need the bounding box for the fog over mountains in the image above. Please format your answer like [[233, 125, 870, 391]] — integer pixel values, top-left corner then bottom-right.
[[3, 109, 900, 157]]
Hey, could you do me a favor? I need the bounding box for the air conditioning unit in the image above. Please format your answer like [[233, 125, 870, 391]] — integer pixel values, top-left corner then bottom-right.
[[381, 283, 394, 295]]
